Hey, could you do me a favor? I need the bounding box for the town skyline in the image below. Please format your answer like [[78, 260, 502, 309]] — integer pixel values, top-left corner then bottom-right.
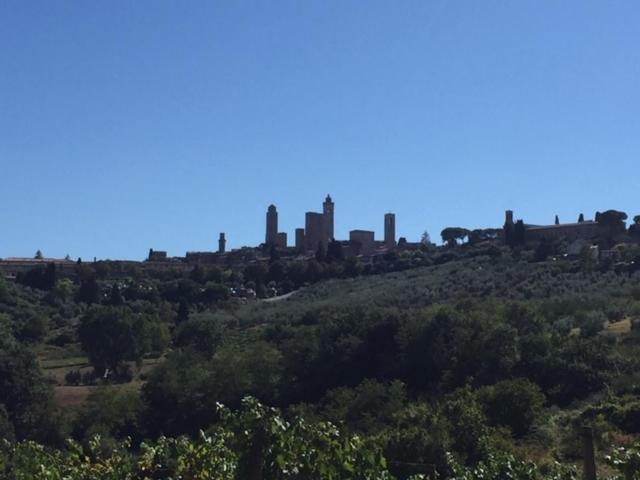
[[2, 193, 637, 262]]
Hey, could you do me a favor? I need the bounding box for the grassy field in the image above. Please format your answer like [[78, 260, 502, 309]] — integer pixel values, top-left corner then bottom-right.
[[37, 344, 163, 409]]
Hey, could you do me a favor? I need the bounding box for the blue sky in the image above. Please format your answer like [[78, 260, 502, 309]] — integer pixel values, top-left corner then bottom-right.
[[1, 1, 639, 260]]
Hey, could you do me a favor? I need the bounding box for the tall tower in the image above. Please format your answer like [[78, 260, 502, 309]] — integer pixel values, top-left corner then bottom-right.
[[266, 205, 278, 246], [305, 212, 324, 252], [505, 210, 514, 227], [323, 194, 334, 243], [384, 213, 396, 248], [218, 233, 226, 254]]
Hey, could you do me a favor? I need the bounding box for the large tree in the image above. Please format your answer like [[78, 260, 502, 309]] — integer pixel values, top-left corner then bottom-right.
[[77, 306, 166, 377], [440, 227, 470, 247], [0, 327, 53, 440], [597, 209, 628, 232]]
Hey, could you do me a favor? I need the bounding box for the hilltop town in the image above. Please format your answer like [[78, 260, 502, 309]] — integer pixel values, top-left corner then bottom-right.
[[2, 197, 640, 284]]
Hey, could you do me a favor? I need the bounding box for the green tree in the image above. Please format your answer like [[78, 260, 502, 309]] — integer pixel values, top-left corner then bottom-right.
[[444, 388, 491, 464], [72, 388, 143, 444], [143, 340, 283, 437], [598, 209, 628, 241], [75, 277, 100, 304], [176, 299, 190, 324], [478, 378, 545, 437], [318, 379, 407, 434], [107, 284, 124, 306], [174, 313, 226, 357], [0, 333, 53, 440], [17, 263, 56, 291], [382, 402, 451, 475], [243, 263, 267, 287], [580, 310, 606, 338], [199, 282, 229, 304], [78, 307, 141, 377], [441, 227, 470, 247]]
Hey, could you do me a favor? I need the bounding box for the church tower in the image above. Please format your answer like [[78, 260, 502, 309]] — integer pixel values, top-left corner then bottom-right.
[[323, 194, 334, 243]]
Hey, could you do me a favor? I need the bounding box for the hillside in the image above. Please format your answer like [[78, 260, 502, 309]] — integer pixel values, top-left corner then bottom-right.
[[2, 242, 640, 478]]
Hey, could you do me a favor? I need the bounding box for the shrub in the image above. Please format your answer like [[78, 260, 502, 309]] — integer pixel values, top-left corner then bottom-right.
[[478, 378, 546, 438]]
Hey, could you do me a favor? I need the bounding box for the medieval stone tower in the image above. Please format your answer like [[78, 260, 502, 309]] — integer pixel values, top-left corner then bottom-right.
[[323, 194, 334, 243], [505, 210, 514, 227], [384, 213, 396, 248], [305, 212, 324, 251], [218, 233, 226, 253], [266, 205, 278, 246]]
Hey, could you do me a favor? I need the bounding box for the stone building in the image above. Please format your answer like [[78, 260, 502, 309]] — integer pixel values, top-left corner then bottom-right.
[[384, 213, 396, 248], [266, 205, 278, 246], [218, 233, 226, 254], [276, 232, 287, 249], [505, 210, 601, 243], [323, 195, 334, 243], [148, 249, 168, 261], [525, 221, 600, 242], [305, 212, 325, 252], [295, 195, 336, 253], [349, 230, 375, 256]]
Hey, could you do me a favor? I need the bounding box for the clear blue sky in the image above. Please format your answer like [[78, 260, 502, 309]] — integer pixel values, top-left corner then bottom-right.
[[1, 1, 639, 260]]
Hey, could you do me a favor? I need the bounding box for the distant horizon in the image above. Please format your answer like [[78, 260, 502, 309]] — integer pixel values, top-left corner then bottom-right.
[[1, 200, 634, 262], [2, 2, 638, 260]]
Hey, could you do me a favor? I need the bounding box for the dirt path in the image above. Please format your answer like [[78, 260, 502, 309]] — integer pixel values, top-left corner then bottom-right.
[[262, 290, 299, 303]]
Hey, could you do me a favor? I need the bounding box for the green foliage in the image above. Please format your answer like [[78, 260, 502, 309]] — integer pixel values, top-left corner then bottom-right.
[[478, 378, 545, 438], [75, 276, 100, 304], [174, 312, 226, 356], [445, 450, 579, 480], [200, 282, 230, 303], [381, 402, 451, 473], [6, 236, 640, 474], [607, 441, 640, 480], [444, 388, 492, 464], [0, 334, 53, 440], [16, 263, 56, 291], [0, 398, 391, 479], [72, 388, 143, 444], [598, 210, 628, 231], [143, 339, 282, 436], [441, 227, 471, 247], [579, 310, 607, 338], [78, 306, 168, 377], [318, 379, 407, 435]]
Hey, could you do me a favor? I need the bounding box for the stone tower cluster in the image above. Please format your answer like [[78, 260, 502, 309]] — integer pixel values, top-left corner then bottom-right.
[[297, 195, 335, 252], [263, 194, 397, 255]]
